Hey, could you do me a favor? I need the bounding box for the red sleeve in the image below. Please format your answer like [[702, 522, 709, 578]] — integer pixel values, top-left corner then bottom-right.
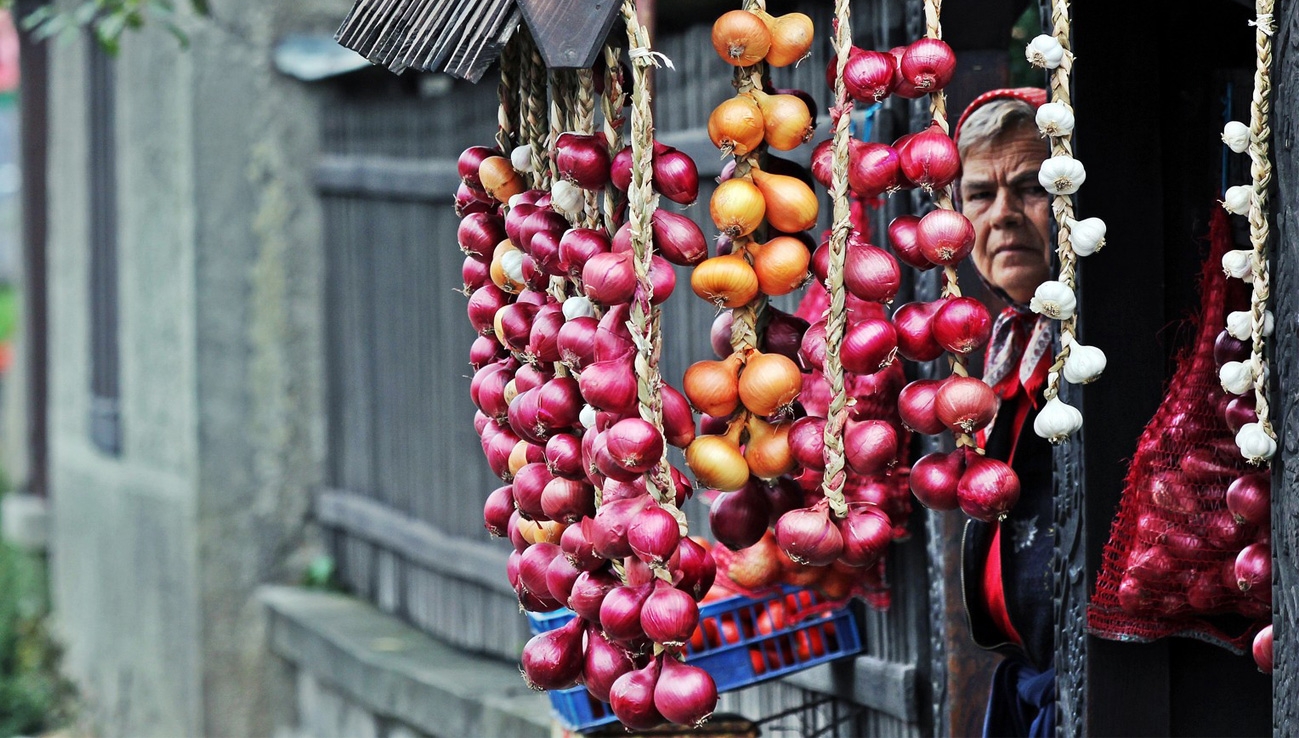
[[983, 523, 1025, 648]]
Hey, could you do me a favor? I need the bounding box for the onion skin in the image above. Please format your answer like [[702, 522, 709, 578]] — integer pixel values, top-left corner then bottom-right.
[[483, 484, 515, 536], [916, 209, 975, 266], [957, 450, 1020, 522], [520, 616, 585, 691], [788, 416, 827, 471], [837, 504, 893, 567], [560, 519, 603, 571], [1253, 625, 1274, 673], [899, 38, 956, 92], [654, 655, 718, 727], [653, 147, 701, 206], [931, 297, 993, 355], [675, 537, 717, 601], [909, 450, 964, 511], [898, 379, 948, 435], [1235, 542, 1272, 599], [738, 351, 803, 417], [774, 503, 844, 566], [584, 625, 635, 702], [841, 319, 899, 375], [591, 496, 652, 560], [711, 10, 771, 67], [887, 214, 934, 271], [641, 582, 700, 647], [610, 659, 665, 730], [892, 301, 944, 362], [849, 142, 902, 197], [568, 568, 621, 621], [935, 376, 998, 434], [1226, 472, 1270, 526], [709, 480, 772, 550], [628, 505, 682, 566], [600, 582, 654, 643], [843, 419, 899, 476]]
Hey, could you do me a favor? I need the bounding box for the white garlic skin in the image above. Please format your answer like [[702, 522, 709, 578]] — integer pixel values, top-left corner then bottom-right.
[[1029, 280, 1077, 320], [550, 179, 584, 215], [501, 249, 526, 285], [511, 144, 535, 173], [1222, 121, 1251, 154], [1065, 216, 1106, 257], [579, 404, 598, 430], [1033, 396, 1083, 443], [1221, 249, 1255, 282], [1235, 422, 1277, 463], [562, 295, 596, 321], [1221, 185, 1252, 215], [1062, 339, 1107, 384], [1226, 309, 1274, 341], [1026, 34, 1066, 69], [1039, 155, 1087, 195], [1219, 360, 1256, 395], [1036, 102, 1075, 137]]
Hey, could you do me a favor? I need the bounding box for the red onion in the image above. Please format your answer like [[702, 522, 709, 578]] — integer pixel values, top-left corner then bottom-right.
[[466, 284, 511, 336], [775, 501, 844, 566], [473, 363, 512, 419], [931, 297, 992, 355], [660, 385, 697, 449], [584, 625, 635, 702], [555, 132, 611, 189], [709, 480, 772, 550], [469, 334, 506, 370], [592, 496, 652, 559], [845, 243, 902, 303], [1127, 546, 1178, 586], [898, 379, 946, 434], [544, 433, 585, 479], [518, 542, 562, 600], [652, 209, 708, 266], [557, 316, 598, 370], [473, 409, 492, 436], [508, 389, 545, 444], [628, 505, 682, 566], [789, 416, 827, 471], [483, 485, 515, 536], [957, 450, 1020, 522], [569, 568, 621, 621], [601, 477, 648, 503], [886, 214, 933, 271], [521, 615, 585, 690], [1186, 568, 1233, 611], [887, 46, 925, 99], [1253, 624, 1273, 673], [892, 302, 943, 362], [496, 302, 540, 353], [454, 181, 493, 217], [505, 202, 540, 247], [844, 419, 899, 475], [541, 477, 596, 523], [462, 255, 491, 295], [507, 511, 529, 553], [899, 38, 956, 92], [515, 289, 549, 308], [655, 655, 718, 727], [909, 449, 964, 511], [849, 143, 902, 197], [916, 208, 975, 265], [644, 256, 678, 305], [560, 519, 603, 571], [1214, 329, 1250, 367], [513, 462, 555, 519], [1227, 471, 1271, 526], [641, 581, 699, 647], [458, 213, 505, 262], [669, 465, 694, 507], [601, 582, 654, 642], [811, 138, 863, 190], [605, 418, 666, 474], [583, 251, 638, 305], [1203, 509, 1254, 551], [545, 553, 583, 604], [458, 146, 499, 189], [579, 355, 639, 415], [1235, 542, 1271, 597], [935, 376, 998, 433], [594, 438, 643, 483], [653, 147, 700, 205], [519, 209, 568, 258], [595, 304, 635, 361], [841, 319, 898, 375], [675, 537, 716, 601], [558, 227, 612, 277], [525, 306, 564, 364], [484, 426, 521, 480], [710, 311, 735, 359], [799, 320, 828, 371], [762, 309, 810, 364], [1117, 576, 1155, 614], [609, 658, 664, 730], [840, 48, 896, 102], [1223, 394, 1258, 432], [838, 504, 893, 567]]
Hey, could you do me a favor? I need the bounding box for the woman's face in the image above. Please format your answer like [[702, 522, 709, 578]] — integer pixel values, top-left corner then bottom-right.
[[959, 126, 1053, 304]]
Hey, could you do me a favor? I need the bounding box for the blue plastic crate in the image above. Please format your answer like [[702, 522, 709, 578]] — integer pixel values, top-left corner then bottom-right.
[[525, 586, 863, 733]]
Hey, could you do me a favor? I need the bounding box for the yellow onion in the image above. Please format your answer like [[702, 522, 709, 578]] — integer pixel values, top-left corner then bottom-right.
[[685, 434, 749, 492], [737, 350, 802, 417], [709, 178, 766, 239], [751, 168, 818, 233], [478, 156, 525, 203], [683, 352, 744, 417], [489, 240, 524, 292], [748, 236, 810, 296], [708, 95, 765, 157], [758, 12, 814, 67], [749, 89, 814, 151], [744, 417, 796, 479], [711, 10, 771, 66], [691, 253, 760, 308]]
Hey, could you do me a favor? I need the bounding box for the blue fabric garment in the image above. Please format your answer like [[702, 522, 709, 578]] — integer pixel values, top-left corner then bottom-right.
[[982, 657, 1056, 738]]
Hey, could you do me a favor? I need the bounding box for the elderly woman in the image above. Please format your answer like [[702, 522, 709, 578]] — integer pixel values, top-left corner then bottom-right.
[[952, 88, 1057, 737]]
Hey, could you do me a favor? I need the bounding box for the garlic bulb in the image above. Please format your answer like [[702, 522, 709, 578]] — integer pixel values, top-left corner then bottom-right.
[[508, 193, 527, 210], [579, 404, 598, 430], [1064, 216, 1106, 257], [1061, 335, 1107, 384], [1030, 281, 1077, 320], [1226, 309, 1274, 341], [1235, 422, 1276, 463], [1221, 185, 1252, 215], [1221, 249, 1255, 282], [1033, 396, 1083, 443], [1221, 121, 1251, 154], [1038, 155, 1086, 195], [551, 179, 584, 215], [1219, 360, 1256, 395], [563, 295, 596, 321], [1036, 102, 1075, 137], [511, 144, 535, 173], [501, 249, 526, 285], [1026, 34, 1066, 69]]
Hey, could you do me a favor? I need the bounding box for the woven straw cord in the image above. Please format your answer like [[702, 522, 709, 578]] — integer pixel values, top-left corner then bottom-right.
[[601, 45, 627, 235], [574, 69, 603, 229], [817, 0, 853, 519], [622, 0, 687, 535], [519, 28, 550, 189], [495, 34, 519, 154], [1041, 0, 1080, 404], [728, 0, 768, 353], [1245, 0, 1276, 441], [549, 69, 571, 187]]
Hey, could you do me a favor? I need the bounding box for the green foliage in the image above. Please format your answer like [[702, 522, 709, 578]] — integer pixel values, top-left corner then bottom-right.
[[13, 0, 210, 53], [302, 554, 340, 591], [1009, 3, 1044, 89], [0, 285, 19, 344], [0, 542, 75, 734]]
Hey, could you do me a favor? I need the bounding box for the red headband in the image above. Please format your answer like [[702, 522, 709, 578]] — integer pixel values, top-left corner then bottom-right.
[[953, 87, 1048, 143]]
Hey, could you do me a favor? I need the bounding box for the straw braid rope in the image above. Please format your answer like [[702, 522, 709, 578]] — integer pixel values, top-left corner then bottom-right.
[[923, 0, 976, 451], [574, 69, 603, 230], [1245, 0, 1276, 443], [728, 0, 768, 353], [622, 0, 687, 538], [1041, 0, 1079, 404], [818, 0, 853, 520], [601, 45, 627, 236], [495, 34, 518, 154], [520, 28, 550, 188], [548, 70, 570, 188]]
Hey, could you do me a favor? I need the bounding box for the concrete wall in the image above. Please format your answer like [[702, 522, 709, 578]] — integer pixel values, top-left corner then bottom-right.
[[46, 1, 348, 734]]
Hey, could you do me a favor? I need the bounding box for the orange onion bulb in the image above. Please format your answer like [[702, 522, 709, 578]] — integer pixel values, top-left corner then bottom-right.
[[751, 168, 818, 233], [738, 350, 802, 417], [708, 95, 765, 157], [711, 10, 771, 66]]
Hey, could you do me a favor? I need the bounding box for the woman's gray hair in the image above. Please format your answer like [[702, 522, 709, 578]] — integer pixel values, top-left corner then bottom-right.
[[956, 98, 1039, 159]]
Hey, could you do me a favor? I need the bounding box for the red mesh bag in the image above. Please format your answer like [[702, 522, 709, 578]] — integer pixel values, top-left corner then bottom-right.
[[1088, 209, 1269, 651]]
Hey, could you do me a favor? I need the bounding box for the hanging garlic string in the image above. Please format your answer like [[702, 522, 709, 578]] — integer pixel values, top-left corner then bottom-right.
[[728, 0, 769, 353], [519, 28, 550, 189], [817, 0, 853, 520], [622, 0, 687, 537]]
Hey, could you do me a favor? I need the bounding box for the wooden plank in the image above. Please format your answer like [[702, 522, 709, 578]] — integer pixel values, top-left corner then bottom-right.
[[315, 154, 460, 202], [316, 489, 514, 597], [782, 655, 917, 724], [517, 0, 623, 69]]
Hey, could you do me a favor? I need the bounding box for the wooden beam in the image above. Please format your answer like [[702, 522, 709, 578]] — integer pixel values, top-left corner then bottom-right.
[[782, 655, 917, 723], [314, 154, 460, 202], [516, 0, 624, 69]]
